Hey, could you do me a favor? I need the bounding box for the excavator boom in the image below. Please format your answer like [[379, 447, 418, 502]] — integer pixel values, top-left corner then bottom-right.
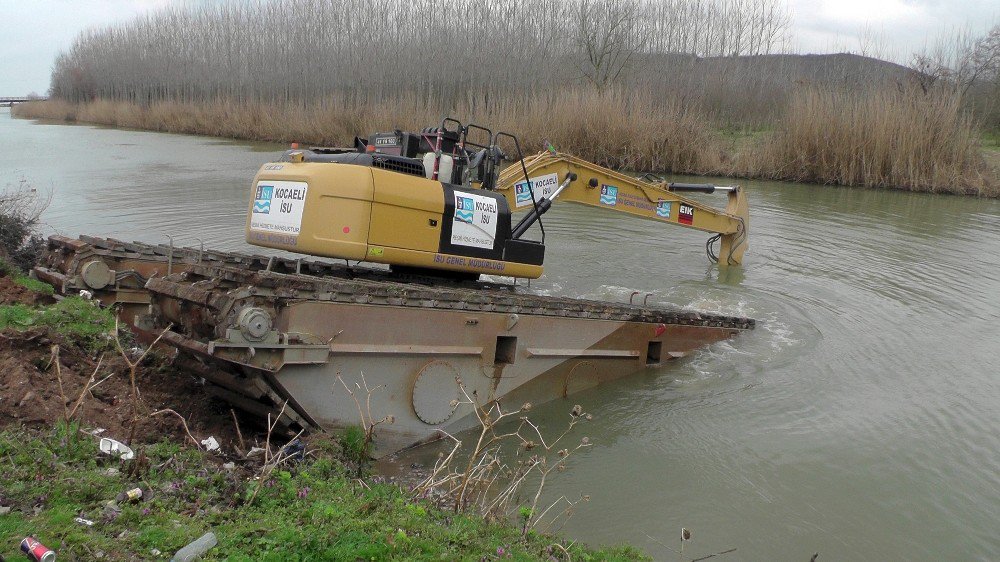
[[496, 151, 749, 265]]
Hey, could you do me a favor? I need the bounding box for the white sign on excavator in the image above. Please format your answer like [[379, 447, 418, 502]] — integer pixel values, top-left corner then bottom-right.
[[513, 173, 558, 208], [250, 180, 309, 235], [451, 191, 498, 249]]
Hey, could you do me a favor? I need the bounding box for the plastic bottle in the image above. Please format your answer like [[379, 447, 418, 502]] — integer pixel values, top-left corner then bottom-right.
[[170, 532, 217, 562]]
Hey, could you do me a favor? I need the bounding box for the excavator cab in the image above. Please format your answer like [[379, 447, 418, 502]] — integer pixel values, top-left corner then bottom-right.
[[245, 117, 748, 280], [349, 119, 492, 187]]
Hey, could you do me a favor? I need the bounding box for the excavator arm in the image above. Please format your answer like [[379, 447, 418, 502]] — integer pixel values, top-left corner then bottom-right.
[[495, 151, 749, 265]]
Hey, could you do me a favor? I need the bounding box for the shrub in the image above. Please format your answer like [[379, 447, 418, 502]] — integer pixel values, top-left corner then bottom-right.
[[0, 181, 48, 272]]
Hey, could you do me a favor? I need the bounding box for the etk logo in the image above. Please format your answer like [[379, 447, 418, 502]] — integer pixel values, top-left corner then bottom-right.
[[679, 203, 694, 225]]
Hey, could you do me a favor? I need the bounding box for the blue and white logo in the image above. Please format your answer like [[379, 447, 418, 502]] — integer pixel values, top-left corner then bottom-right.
[[455, 196, 474, 223], [656, 201, 671, 218], [515, 182, 532, 205], [253, 184, 273, 214], [599, 185, 618, 206]]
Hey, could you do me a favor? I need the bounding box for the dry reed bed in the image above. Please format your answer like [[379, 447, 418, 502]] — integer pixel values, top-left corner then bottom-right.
[[14, 88, 998, 196], [15, 92, 726, 174], [734, 87, 997, 196]]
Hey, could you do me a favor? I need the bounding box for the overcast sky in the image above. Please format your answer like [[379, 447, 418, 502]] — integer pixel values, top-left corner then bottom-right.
[[0, 0, 997, 96]]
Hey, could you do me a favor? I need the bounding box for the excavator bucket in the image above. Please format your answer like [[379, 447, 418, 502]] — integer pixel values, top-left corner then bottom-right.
[[719, 187, 749, 266]]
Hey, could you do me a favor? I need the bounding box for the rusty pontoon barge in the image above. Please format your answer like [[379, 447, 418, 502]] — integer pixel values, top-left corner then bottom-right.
[[36, 234, 752, 453], [36, 119, 754, 453]]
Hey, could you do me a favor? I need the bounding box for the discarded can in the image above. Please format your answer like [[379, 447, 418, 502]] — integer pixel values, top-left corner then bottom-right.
[[20, 537, 56, 562], [114, 486, 144, 504]]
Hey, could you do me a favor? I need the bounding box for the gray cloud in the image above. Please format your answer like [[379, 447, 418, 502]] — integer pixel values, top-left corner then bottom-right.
[[0, 0, 168, 95], [788, 0, 999, 59]]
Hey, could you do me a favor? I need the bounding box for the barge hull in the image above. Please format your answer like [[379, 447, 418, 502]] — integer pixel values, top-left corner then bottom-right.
[[35, 236, 753, 454]]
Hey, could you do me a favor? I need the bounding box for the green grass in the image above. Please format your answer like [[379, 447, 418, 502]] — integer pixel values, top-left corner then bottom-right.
[[0, 257, 54, 295], [981, 130, 1000, 151], [714, 127, 771, 154], [14, 275, 55, 295], [0, 426, 646, 561], [0, 297, 116, 352]]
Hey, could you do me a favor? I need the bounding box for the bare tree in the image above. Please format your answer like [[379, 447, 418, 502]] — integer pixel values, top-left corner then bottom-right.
[[48, 0, 795, 106], [573, 0, 646, 90], [910, 24, 1000, 97]]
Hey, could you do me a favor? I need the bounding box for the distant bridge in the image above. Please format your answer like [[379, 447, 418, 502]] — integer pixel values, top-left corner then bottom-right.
[[0, 97, 45, 107]]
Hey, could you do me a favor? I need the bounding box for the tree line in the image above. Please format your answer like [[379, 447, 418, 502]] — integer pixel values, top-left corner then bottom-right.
[[50, 0, 792, 110]]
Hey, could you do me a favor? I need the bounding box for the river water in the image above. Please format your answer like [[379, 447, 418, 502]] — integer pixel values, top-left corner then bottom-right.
[[2, 108, 998, 560]]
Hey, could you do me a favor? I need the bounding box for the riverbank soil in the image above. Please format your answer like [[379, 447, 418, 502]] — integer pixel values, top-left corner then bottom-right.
[[0, 263, 238, 444], [0, 273, 51, 306], [0, 270, 644, 561], [0, 327, 240, 446]]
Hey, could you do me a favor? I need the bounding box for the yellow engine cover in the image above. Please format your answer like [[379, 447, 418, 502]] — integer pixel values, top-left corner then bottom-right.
[[247, 162, 374, 260], [245, 160, 543, 279]]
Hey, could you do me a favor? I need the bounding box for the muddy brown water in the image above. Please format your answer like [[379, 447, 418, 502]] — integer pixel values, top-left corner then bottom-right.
[[3, 108, 999, 560]]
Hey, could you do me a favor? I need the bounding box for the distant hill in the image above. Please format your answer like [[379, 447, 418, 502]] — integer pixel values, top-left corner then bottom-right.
[[699, 53, 913, 83], [634, 52, 913, 85], [626, 52, 918, 124]]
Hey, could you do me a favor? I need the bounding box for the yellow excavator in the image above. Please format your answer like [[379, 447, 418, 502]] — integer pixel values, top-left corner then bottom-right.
[[246, 118, 748, 278]]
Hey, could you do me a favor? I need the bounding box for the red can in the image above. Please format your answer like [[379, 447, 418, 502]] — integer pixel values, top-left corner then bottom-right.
[[19, 537, 55, 562]]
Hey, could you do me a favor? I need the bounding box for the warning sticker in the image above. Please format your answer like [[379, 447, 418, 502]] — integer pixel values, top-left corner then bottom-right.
[[513, 173, 559, 208], [451, 191, 498, 249], [600, 184, 618, 206], [250, 180, 308, 235], [679, 203, 694, 225], [656, 201, 671, 218]]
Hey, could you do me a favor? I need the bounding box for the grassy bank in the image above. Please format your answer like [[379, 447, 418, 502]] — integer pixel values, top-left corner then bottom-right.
[[14, 91, 998, 196], [0, 426, 644, 561], [0, 265, 644, 561], [0, 259, 53, 299]]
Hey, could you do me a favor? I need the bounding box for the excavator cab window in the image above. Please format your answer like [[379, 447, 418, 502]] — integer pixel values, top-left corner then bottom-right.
[[458, 123, 496, 189], [466, 148, 489, 186], [357, 118, 514, 190]]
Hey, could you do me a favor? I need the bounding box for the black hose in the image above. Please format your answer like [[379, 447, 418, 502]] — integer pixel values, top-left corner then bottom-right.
[[496, 132, 544, 243]]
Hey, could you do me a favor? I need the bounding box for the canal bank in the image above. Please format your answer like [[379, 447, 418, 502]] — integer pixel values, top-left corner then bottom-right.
[[0, 238, 643, 561]]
